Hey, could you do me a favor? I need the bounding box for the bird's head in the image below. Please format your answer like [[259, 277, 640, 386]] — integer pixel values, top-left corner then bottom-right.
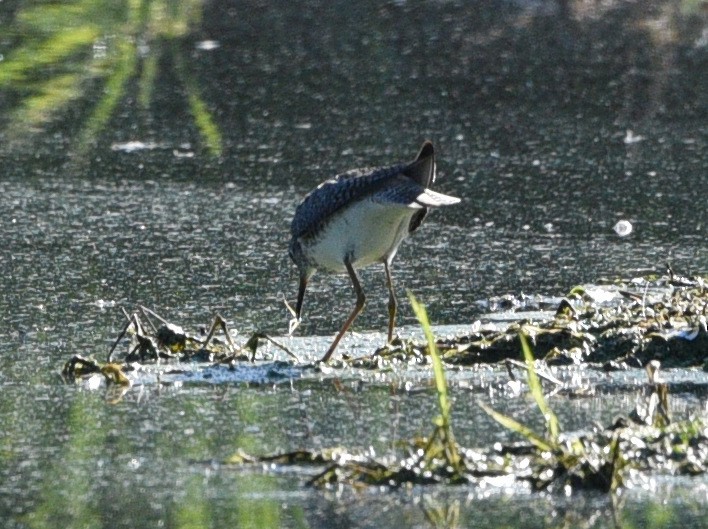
[[288, 238, 315, 324]]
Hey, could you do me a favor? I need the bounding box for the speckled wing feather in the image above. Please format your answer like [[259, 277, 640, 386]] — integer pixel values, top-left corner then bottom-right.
[[368, 175, 460, 234], [291, 164, 406, 239], [370, 176, 428, 207], [371, 176, 460, 207]]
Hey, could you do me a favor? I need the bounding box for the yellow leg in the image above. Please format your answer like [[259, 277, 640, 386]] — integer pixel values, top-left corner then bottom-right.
[[384, 260, 397, 343], [320, 259, 365, 363]]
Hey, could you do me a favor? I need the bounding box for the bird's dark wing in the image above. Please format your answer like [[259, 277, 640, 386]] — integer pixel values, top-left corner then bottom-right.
[[372, 176, 460, 208], [291, 141, 454, 239], [291, 164, 405, 239]]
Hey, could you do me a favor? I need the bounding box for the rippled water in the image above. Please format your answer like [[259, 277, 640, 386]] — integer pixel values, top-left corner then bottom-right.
[[1, 0, 707, 527]]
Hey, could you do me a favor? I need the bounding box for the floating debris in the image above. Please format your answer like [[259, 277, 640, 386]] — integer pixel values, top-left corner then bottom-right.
[[195, 40, 220, 51], [623, 130, 644, 144], [110, 140, 163, 153], [613, 219, 633, 236], [367, 273, 707, 369], [62, 306, 298, 384]]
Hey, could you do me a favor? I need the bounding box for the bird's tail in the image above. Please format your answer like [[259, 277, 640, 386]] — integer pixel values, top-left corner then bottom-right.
[[404, 141, 436, 187], [415, 188, 461, 207]]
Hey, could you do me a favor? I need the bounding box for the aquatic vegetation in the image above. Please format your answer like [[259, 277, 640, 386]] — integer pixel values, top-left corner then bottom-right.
[[409, 292, 463, 475], [478, 333, 626, 492], [370, 274, 708, 369], [62, 355, 130, 386], [221, 295, 708, 493], [59, 276, 707, 491], [225, 343, 706, 493], [478, 334, 560, 453]]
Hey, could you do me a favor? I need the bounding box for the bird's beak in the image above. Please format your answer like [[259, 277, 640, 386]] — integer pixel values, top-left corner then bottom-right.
[[295, 273, 308, 320], [287, 272, 308, 336]]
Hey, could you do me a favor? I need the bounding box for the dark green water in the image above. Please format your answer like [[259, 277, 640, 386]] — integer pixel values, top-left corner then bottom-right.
[[1, 1, 707, 527]]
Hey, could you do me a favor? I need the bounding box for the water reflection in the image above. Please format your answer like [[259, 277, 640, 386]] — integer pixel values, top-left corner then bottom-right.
[[1, 0, 221, 156]]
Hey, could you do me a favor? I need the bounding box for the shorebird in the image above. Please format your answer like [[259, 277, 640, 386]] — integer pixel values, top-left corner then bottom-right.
[[288, 141, 460, 362]]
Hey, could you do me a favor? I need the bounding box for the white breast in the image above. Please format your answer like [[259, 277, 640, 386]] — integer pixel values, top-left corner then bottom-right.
[[301, 199, 417, 273]]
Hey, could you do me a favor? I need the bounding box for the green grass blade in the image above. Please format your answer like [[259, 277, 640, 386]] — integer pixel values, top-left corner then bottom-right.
[[478, 401, 556, 453], [520, 332, 560, 444], [408, 292, 449, 426], [408, 292, 464, 474]]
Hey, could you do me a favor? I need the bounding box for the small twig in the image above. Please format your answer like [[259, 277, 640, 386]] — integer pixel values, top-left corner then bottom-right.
[[256, 332, 299, 361], [504, 358, 564, 387], [504, 359, 517, 382], [641, 281, 649, 319], [107, 312, 139, 363], [201, 314, 235, 352], [138, 305, 165, 334], [282, 294, 301, 335], [243, 332, 300, 362]]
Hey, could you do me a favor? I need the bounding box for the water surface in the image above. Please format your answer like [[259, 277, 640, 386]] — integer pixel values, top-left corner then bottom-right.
[[1, 0, 706, 527]]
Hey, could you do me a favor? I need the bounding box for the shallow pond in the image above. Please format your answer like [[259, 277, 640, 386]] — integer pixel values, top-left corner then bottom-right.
[[1, 0, 707, 527]]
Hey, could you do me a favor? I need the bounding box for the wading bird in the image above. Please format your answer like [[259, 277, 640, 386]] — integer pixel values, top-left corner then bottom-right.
[[288, 141, 460, 362]]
